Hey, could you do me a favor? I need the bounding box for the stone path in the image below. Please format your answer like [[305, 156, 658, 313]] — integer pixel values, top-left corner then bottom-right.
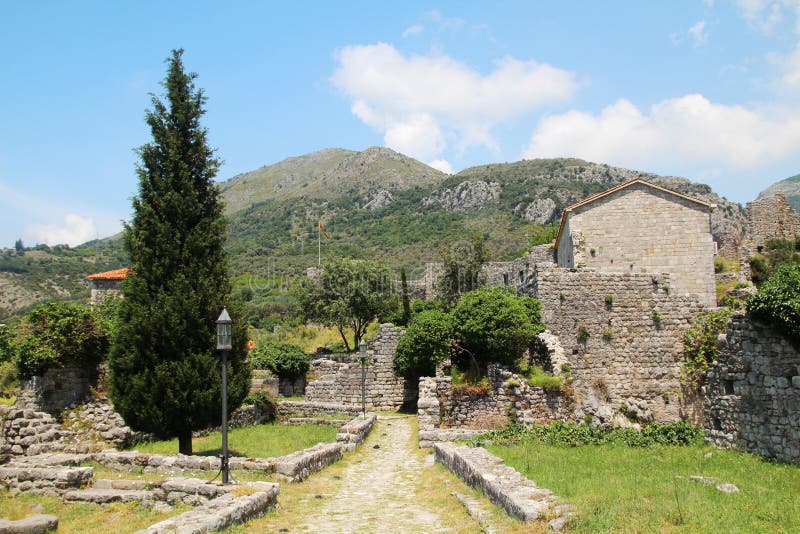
[[298, 415, 453, 533]]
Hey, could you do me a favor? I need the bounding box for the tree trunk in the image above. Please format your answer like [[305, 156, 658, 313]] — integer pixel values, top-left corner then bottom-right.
[[337, 326, 352, 352], [178, 430, 193, 455]]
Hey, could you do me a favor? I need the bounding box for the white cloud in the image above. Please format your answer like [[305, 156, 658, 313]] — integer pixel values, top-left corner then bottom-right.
[[331, 43, 577, 163], [428, 159, 454, 174], [384, 113, 446, 162], [522, 94, 800, 172], [769, 41, 800, 89], [688, 20, 710, 46], [25, 213, 97, 247], [402, 24, 424, 38], [735, 0, 789, 34]]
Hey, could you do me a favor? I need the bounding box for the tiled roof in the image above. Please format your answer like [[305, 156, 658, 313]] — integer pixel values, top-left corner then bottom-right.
[[87, 267, 131, 281], [555, 178, 716, 249]]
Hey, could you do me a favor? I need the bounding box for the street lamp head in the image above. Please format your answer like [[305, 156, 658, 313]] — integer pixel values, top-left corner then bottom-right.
[[216, 307, 232, 351]]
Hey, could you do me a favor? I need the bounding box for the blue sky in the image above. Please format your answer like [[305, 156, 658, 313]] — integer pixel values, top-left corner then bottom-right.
[[2, 1, 800, 247]]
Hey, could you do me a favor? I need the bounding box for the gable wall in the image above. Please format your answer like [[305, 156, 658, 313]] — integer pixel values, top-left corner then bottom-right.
[[562, 183, 715, 306]]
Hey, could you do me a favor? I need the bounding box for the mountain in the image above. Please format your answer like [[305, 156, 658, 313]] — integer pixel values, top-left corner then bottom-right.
[[757, 174, 800, 212], [0, 147, 747, 321], [221, 147, 447, 214]]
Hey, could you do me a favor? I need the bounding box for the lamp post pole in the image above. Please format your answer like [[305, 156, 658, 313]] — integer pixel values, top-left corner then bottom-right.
[[359, 338, 367, 419], [216, 308, 232, 485]]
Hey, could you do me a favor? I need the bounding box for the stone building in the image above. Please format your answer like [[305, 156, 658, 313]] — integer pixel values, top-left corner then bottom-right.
[[745, 193, 800, 253], [555, 179, 717, 307], [87, 267, 130, 305]]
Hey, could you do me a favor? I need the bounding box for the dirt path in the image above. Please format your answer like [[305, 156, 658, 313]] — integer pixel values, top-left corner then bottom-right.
[[298, 415, 453, 533], [234, 415, 535, 534]]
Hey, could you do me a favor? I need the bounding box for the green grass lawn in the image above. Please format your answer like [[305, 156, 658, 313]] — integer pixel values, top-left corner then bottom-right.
[[0, 491, 189, 534], [488, 440, 800, 533], [129, 422, 338, 458]]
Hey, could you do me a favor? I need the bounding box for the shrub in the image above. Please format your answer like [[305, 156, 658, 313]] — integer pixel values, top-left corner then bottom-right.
[[249, 340, 310, 380], [451, 287, 545, 367], [15, 302, 108, 379], [0, 325, 14, 363], [241, 390, 277, 421], [682, 307, 733, 387], [520, 364, 563, 390], [394, 309, 454, 380], [747, 263, 800, 346], [470, 420, 703, 448]]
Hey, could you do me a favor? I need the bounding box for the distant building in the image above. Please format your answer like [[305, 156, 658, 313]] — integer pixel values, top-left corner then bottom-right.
[[555, 178, 717, 306], [87, 267, 130, 306]]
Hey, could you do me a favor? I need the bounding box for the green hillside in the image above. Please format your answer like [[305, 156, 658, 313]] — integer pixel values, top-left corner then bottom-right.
[[1, 147, 748, 324], [757, 173, 800, 212]]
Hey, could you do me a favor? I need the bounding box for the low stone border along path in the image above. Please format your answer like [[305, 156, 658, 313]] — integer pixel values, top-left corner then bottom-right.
[[235, 415, 553, 533]]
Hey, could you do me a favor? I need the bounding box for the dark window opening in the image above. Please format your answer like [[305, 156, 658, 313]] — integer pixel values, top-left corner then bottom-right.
[[723, 379, 735, 395]]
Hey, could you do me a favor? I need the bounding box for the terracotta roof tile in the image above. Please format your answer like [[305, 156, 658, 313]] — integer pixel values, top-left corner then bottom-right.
[[87, 267, 131, 281]]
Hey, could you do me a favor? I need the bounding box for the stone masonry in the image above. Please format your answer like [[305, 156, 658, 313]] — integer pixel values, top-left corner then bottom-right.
[[305, 324, 415, 409], [745, 193, 800, 253], [418, 366, 573, 448], [704, 313, 800, 463], [555, 180, 716, 307], [17, 364, 97, 414], [529, 265, 707, 424]]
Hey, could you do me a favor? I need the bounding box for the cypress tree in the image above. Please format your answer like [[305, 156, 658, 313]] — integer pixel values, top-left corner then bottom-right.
[[109, 49, 249, 455]]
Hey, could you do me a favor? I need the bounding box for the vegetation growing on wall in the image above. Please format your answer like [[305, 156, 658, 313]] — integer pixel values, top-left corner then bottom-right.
[[14, 302, 107, 379], [749, 237, 800, 286], [682, 307, 734, 388], [747, 263, 800, 346]]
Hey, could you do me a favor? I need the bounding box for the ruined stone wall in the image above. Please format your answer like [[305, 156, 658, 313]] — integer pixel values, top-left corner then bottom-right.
[[529, 266, 706, 424], [17, 364, 98, 414], [418, 365, 574, 445], [304, 324, 415, 409], [421, 245, 555, 300], [89, 280, 122, 306], [704, 314, 800, 463], [557, 183, 716, 306], [746, 194, 800, 252]]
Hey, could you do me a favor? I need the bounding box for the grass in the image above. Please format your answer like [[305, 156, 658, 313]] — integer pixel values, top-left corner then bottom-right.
[[254, 321, 380, 354], [0, 490, 188, 534], [488, 440, 800, 533], [128, 422, 338, 458]]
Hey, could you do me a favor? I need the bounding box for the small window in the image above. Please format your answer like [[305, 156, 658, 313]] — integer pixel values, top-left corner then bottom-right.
[[723, 380, 735, 395], [518, 270, 524, 283], [503, 273, 509, 286]]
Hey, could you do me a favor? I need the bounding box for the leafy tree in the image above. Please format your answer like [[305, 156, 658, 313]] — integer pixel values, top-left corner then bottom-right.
[[748, 263, 800, 346], [749, 237, 800, 286], [250, 340, 309, 380], [438, 235, 487, 306], [451, 287, 545, 368], [394, 309, 454, 380], [109, 49, 250, 455], [14, 239, 24, 256], [298, 258, 397, 351], [14, 302, 107, 379]]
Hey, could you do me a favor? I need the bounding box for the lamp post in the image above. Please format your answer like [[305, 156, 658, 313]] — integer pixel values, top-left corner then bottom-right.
[[216, 308, 232, 485], [359, 338, 367, 419]]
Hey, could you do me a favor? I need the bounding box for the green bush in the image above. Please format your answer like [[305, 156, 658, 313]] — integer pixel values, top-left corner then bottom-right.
[[0, 325, 14, 363], [470, 420, 703, 448], [452, 287, 545, 367], [15, 302, 108, 379], [682, 307, 734, 387], [250, 340, 309, 380], [748, 263, 800, 345], [394, 309, 454, 380]]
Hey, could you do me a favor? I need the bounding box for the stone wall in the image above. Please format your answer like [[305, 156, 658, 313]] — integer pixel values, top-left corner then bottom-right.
[[704, 314, 800, 463], [418, 366, 574, 448], [89, 279, 122, 306], [529, 265, 706, 424], [746, 194, 800, 252], [17, 364, 98, 414], [305, 324, 415, 409]]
